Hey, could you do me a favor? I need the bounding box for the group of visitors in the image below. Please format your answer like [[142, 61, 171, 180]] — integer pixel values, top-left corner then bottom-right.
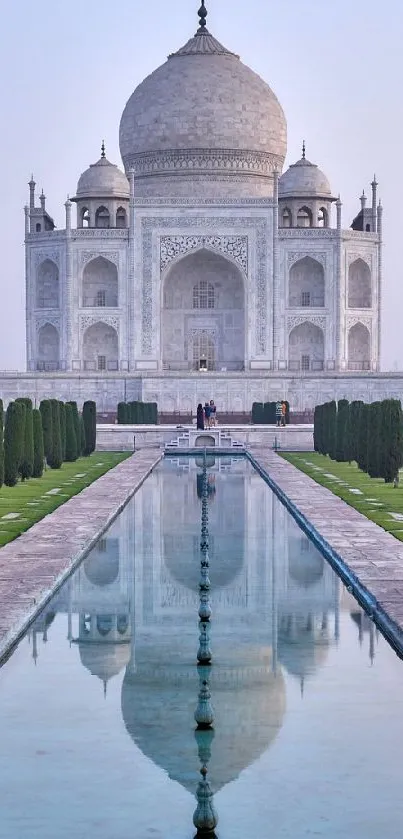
[[275, 400, 287, 427], [196, 400, 217, 430]]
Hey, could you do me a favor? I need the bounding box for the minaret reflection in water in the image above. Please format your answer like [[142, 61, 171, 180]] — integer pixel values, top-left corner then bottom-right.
[[193, 451, 218, 838]]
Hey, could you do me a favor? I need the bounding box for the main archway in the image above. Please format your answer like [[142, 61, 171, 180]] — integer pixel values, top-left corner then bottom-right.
[[162, 248, 245, 371]]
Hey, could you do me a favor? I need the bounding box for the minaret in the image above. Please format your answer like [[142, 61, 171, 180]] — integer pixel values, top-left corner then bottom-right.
[[40, 189, 46, 212], [360, 190, 367, 211], [29, 175, 35, 211], [371, 175, 378, 233], [377, 200, 383, 370]]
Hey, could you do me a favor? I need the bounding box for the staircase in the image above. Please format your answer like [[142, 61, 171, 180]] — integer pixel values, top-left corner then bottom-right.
[[164, 427, 244, 453]]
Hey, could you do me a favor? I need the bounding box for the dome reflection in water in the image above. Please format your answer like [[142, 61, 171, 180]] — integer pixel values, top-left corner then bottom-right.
[[29, 455, 339, 822]]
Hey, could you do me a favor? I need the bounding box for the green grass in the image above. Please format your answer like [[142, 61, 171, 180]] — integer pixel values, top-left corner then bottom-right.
[[281, 453, 403, 542], [0, 452, 130, 548]]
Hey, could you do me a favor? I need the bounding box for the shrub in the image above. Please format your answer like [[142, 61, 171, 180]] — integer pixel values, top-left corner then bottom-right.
[[15, 398, 33, 480], [151, 403, 158, 425], [49, 399, 62, 469], [39, 400, 53, 465], [82, 401, 96, 455], [383, 399, 403, 483], [59, 401, 66, 461], [335, 399, 349, 462], [79, 413, 86, 455], [314, 404, 322, 453], [252, 402, 264, 424], [0, 399, 4, 488], [32, 409, 44, 478], [327, 400, 337, 460], [357, 403, 370, 473], [4, 401, 24, 487], [64, 403, 78, 462], [117, 402, 128, 424], [66, 401, 80, 455], [367, 401, 383, 478]]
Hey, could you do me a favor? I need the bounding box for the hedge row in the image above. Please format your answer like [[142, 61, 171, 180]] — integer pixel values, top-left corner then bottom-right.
[[117, 401, 158, 425], [252, 401, 290, 425], [314, 398, 403, 483], [0, 399, 97, 488]]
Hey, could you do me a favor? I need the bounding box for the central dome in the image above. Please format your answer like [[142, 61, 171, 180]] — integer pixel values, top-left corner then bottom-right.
[[119, 16, 287, 198]]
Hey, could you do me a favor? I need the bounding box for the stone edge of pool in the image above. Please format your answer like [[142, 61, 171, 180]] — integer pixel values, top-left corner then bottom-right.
[[0, 450, 162, 665], [248, 448, 403, 659]]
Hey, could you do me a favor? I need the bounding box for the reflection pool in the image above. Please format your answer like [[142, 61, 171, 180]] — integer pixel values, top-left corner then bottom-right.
[[1, 456, 403, 838]]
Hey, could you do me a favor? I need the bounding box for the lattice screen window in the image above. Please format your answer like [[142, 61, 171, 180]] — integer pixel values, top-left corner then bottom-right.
[[301, 354, 310, 371], [192, 331, 215, 370], [301, 291, 311, 307], [193, 280, 215, 310], [96, 290, 106, 307], [98, 355, 106, 371]]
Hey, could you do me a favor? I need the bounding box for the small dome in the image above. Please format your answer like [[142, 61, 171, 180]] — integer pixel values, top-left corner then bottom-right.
[[79, 641, 131, 682], [75, 151, 129, 201], [279, 150, 333, 199]]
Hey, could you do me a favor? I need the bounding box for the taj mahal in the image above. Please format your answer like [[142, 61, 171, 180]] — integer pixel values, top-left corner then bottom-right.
[[10, 1, 400, 414]]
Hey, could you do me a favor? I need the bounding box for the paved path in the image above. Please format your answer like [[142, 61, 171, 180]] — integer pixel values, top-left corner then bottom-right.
[[250, 449, 403, 652], [0, 450, 161, 662]]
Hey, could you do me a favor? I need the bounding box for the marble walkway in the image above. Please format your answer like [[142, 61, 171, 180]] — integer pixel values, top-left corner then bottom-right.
[[250, 448, 403, 653], [0, 450, 161, 662]]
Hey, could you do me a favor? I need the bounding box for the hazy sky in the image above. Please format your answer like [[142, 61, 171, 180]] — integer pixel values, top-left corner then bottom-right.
[[1, 0, 401, 370]]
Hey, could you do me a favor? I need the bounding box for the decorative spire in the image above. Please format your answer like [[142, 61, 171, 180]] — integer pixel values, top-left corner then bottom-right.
[[101, 140, 106, 159], [197, 1, 208, 33], [302, 140, 306, 160]]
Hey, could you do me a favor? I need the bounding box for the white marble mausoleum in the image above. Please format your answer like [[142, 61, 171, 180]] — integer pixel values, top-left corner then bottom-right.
[[13, 2, 398, 413]]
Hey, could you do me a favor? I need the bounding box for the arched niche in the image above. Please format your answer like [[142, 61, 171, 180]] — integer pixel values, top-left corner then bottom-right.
[[162, 248, 245, 371], [95, 206, 110, 229], [36, 259, 59, 309], [348, 322, 371, 370], [296, 206, 313, 228], [116, 207, 127, 228], [83, 321, 119, 372], [318, 207, 329, 228], [288, 321, 324, 371], [82, 256, 118, 308], [281, 207, 292, 228], [289, 257, 325, 308], [37, 323, 60, 371], [81, 207, 90, 228], [348, 258, 372, 308]]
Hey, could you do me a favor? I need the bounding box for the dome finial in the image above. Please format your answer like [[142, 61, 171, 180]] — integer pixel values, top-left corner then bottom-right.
[[302, 140, 306, 160], [197, 1, 208, 32], [101, 140, 106, 159]]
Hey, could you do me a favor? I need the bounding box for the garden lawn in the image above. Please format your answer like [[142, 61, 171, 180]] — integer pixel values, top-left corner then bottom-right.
[[281, 453, 403, 542], [0, 452, 130, 548]]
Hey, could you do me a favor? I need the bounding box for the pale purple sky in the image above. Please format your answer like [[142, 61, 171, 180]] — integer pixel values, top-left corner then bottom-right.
[[1, 0, 401, 370]]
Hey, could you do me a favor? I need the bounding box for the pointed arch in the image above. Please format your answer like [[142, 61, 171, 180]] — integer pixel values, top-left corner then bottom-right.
[[116, 207, 127, 228], [95, 206, 110, 229], [82, 256, 118, 308], [288, 321, 324, 371], [296, 206, 313, 228], [348, 258, 372, 308], [36, 259, 59, 309], [162, 247, 245, 371], [348, 322, 371, 370], [37, 322, 60, 371], [281, 207, 292, 228], [289, 257, 325, 308], [82, 321, 119, 371]]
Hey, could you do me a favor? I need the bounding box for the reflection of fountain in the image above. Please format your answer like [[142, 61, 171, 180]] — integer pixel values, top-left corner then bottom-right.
[[194, 451, 218, 838]]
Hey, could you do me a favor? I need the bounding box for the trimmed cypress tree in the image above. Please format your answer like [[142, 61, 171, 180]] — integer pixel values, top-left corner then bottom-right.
[[39, 400, 53, 465], [82, 400, 96, 455], [19, 398, 34, 480], [367, 401, 383, 478], [65, 403, 78, 462], [32, 408, 44, 478], [79, 413, 86, 456], [117, 402, 127, 424], [383, 399, 403, 483], [357, 403, 370, 473], [348, 400, 364, 464], [0, 399, 4, 489], [252, 402, 264, 424], [151, 402, 158, 425], [66, 402, 80, 455], [263, 402, 271, 424], [335, 399, 349, 462], [327, 400, 337, 460], [49, 399, 62, 469], [314, 404, 322, 453], [4, 401, 24, 487], [59, 401, 66, 461]]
